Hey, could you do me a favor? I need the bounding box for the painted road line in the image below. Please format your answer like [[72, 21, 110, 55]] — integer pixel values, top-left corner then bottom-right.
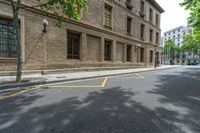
[[0, 86, 41, 100], [0, 77, 109, 100], [135, 73, 145, 79], [48, 77, 108, 88], [101, 77, 108, 87], [45, 77, 107, 86]]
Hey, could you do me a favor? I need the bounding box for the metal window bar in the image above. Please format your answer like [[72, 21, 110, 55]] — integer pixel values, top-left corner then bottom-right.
[[0, 17, 17, 58]]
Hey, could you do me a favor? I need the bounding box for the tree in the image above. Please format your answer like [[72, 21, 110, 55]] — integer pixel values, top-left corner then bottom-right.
[[180, 0, 200, 42], [163, 39, 181, 64], [163, 39, 177, 57], [7, 0, 88, 81], [182, 34, 200, 60], [182, 34, 196, 52]]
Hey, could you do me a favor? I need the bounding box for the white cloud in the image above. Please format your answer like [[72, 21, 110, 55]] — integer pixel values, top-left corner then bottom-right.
[[156, 0, 190, 35]]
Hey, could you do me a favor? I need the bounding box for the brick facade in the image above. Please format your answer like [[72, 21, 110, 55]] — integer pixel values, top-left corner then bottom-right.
[[0, 0, 164, 71]]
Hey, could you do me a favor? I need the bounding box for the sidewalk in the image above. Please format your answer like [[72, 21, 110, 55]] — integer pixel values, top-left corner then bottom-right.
[[0, 65, 181, 89]]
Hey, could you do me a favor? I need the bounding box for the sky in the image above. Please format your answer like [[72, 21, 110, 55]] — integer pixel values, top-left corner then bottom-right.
[[155, 0, 190, 35]]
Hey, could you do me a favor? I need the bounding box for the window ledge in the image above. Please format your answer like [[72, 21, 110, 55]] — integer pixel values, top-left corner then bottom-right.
[[140, 38, 145, 41], [104, 25, 112, 30], [127, 33, 132, 36], [0, 58, 17, 63]]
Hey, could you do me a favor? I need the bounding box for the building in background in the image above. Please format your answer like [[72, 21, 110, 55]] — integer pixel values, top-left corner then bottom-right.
[[161, 25, 195, 65], [0, 0, 164, 74], [162, 25, 192, 47]]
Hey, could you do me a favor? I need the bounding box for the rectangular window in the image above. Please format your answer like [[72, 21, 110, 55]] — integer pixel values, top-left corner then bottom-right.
[[126, 0, 133, 9], [139, 1, 145, 18], [150, 50, 153, 63], [149, 8, 153, 23], [150, 29, 153, 42], [0, 17, 17, 58], [156, 32, 159, 44], [127, 17, 132, 35], [141, 24, 145, 40], [67, 32, 80, 59], [127, 0, 131, 4], [156, 14, 159, 26], [126, 45, 132, 62], [104, 40, 112, 61], [104, 4, 112, 28], [140, 1, 145, 13], [140, 48, 144, 62]]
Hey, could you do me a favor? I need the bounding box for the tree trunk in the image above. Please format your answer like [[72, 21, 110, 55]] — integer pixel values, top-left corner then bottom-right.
[[15, 15, 22, 82], [12, 1, 22, 82]]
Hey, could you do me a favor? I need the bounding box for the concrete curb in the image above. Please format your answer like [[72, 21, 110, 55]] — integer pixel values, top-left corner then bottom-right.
[[0, 66, 180, 90]]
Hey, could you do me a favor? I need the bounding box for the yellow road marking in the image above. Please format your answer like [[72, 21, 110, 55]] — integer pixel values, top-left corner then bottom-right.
[[135, 73, 145, 79], [0, 86, 41, 100], [48, 77, 108, 88], [101, 77, 108, 87], [0, 77, 109, 100]]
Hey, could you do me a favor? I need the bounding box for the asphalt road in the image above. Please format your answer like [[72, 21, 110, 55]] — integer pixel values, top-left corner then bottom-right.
[[0, 66, 200, 133]]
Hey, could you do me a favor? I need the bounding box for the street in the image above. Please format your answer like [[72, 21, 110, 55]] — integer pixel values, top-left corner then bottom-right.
[[0, 66, 200, 133]]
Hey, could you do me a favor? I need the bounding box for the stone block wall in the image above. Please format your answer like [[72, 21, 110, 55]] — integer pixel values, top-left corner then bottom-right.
[[0, 0, 163, 71]]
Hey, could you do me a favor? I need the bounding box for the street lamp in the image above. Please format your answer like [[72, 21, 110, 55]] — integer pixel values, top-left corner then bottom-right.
[[42, 19, 48, 33]]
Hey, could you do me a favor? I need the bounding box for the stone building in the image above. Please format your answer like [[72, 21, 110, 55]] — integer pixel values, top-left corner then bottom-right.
[[0, 0, 164, 73]]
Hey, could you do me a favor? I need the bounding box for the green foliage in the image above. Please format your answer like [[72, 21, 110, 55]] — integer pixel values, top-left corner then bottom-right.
[[182, 34, 200, 54], [180, 0, 200, 56], [180, 0, 200, 41], [163, 39, 179, 56], [37, 0, 88, 26]]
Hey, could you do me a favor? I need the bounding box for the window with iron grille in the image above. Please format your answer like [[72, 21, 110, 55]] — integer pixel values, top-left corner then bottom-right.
[[140, 1, 145, 13], [127, 17, 132, 35], [149, 8, 153, 23], [0, 17, 17, 58], [156, 14, 159, 26], [150, 50, 153, 63], [104, 5, 112, 27], [67, 32, 80, 59], [150, 29, 153, 42], [104, 40, 112, 61], [127, 0, 131, 4], [156, 32, 159, 44], [141, 24, 145, 40], [140, 47, 144, 62], [126, 45, 132, 62]]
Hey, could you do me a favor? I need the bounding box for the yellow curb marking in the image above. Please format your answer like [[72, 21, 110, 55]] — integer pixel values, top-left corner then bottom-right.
[[48, 77, 108, 88], [0, 77, 108, 100], [135, 73, 145, 79]]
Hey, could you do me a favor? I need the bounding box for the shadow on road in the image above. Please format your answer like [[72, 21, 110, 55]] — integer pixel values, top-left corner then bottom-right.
[[0, 67, 200, 133], [149, 67, 200, 133], [0, 87, 188, 133]]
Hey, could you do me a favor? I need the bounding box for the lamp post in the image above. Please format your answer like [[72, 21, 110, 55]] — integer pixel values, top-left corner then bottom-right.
[[41, 19, 48, 75], [42, 19, 48, 33]]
